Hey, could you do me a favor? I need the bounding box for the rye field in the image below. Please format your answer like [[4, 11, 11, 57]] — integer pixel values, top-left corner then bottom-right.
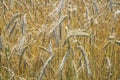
[[0, 0, 120, 80]]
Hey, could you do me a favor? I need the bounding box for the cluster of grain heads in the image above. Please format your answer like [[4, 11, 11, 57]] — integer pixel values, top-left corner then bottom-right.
[[0, 0, 120, 80], [61, 28, 91, 79], [46, 0, 66, 47]]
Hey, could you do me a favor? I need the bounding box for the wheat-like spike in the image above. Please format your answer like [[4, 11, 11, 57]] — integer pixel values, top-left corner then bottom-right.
[[109, 0, 113, 12], [21, 14, 27, 35], [57, 0, 65, 14], [53, 29, 59, 47], [18, 35, 27, 67], [6, 13, 19, 30], [83, 0, 88, 18], [59, 47, 71, 72], [49, 15, 67, 34], [50, 0, 64, 15], [19, 46, 28, 68], [19, 36, 26, 50], [77, 45, 92, 77], [66, 29, 89, 43], [63, 29, 89, 46], [93, 0, 99, 14], [48, 40, 53, 55], [9, 20, 18, 36], [106, 57, 111, 69], [85, 6, 89, 20], [38, 55, 54, 80], [67, 29, 90, 38], [49, 15, 67, 47]]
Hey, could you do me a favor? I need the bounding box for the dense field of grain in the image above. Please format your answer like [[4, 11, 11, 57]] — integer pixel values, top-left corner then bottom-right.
[[0, 0, 120, 80]]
